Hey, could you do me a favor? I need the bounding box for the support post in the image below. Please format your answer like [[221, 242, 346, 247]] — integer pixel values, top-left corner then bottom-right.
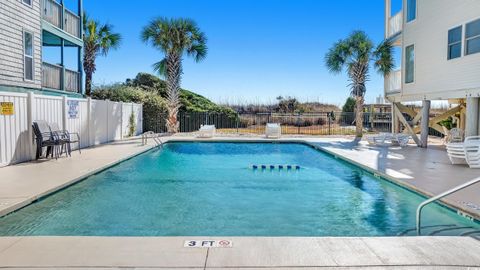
[[420, 100, 431, 148], [384, 0, 391, 38], [465, 97, 479, 137]]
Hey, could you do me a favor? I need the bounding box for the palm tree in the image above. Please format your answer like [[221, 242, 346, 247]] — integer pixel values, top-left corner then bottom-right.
[[141, 17, 207, 133], [83, 14, 121, 96], [325, 31, 394, 137]]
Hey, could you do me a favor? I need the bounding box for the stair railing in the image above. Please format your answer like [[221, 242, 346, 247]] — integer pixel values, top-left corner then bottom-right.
[[416, 176, 480, 235]]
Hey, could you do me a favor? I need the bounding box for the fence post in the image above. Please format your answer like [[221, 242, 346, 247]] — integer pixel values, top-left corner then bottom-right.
[[236, 113, 239, 134], [87, 97, 92, 146], [328, 113, 331, 135], [297, 114, 301, 134], [27, 91, 35, 159], [120, 102, 124, 139], [62, 95, 67, 130]]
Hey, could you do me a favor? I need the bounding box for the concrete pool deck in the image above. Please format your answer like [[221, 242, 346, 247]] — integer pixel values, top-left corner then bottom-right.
[[0, 135, 479, 268], [0, 236, 479, 269]]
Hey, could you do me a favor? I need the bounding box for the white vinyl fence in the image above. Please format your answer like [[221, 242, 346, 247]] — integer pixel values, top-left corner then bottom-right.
[[0, 91, 143, 167]]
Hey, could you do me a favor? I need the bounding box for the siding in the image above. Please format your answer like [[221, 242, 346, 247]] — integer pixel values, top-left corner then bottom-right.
[[0, 0, 42, 89], [399, 0, 480, 101]]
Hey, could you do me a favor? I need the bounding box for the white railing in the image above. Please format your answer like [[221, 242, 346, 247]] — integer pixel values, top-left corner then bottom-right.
[[42, 62, 62, 90], [388, 11, 403, 38], [42, 0, 62, 29], [65, 69, 80, 92], [64, 9, 80, 38], [387, 70, 402, 93]]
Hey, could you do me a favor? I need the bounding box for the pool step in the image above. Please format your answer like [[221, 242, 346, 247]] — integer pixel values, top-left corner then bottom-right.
[[398, 224, 480, 237], [252, 165, 301, 170]]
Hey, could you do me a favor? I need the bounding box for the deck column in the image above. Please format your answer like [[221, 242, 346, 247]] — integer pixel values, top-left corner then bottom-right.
[[420, 100, 431, 148], [465, 97, 479, 137]]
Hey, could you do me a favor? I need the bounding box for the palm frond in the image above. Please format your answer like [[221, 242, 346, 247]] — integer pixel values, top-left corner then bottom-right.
[[152, 59, 168, 78], [373, 40, 395, 76]]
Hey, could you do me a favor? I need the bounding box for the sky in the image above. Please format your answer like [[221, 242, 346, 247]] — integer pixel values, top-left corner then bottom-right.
[[83, 0, 402, 106]]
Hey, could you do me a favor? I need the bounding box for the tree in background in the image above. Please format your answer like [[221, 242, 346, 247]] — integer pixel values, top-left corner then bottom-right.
[[141, 17, 207, 133], [342, 97, 356, 113], [83, 13, 121, 96], [325, 31, 394, 137]]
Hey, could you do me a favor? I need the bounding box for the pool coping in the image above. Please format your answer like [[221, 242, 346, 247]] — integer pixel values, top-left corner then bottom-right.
[[1, 136, 478, 227]]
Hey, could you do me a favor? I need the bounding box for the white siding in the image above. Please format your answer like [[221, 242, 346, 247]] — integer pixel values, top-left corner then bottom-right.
[[0, 0, 42, 89], [0, 91, 144, 167]]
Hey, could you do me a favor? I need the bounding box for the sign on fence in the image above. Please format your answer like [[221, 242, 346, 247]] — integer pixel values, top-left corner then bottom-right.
[[67, 100, 79, 119], [0, 102, 14, 115]]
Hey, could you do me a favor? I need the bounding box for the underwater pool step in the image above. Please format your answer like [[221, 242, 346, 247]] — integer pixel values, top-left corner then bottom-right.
[[251, 165, 301, 170]]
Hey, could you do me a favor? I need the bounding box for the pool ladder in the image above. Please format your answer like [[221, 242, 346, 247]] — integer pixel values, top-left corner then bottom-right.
[[416, 176, 480, 236], [141, 131, 163, 148]]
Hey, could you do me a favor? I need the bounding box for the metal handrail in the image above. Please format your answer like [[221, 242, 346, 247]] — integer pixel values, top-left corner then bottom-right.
[[416, 176, 480, 235], [142, 131, 163, 147]]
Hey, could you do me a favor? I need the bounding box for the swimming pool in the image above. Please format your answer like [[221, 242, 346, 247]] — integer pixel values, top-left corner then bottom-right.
[[0, 142, 478, 236]]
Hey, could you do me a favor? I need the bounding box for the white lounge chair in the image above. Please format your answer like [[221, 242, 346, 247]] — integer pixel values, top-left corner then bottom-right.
[[367, 133, 410, 147], [197, 125, 216, 138], [465, 136, 480, 169], [266, 123, 281, 138], [446, 136, 480, 168]]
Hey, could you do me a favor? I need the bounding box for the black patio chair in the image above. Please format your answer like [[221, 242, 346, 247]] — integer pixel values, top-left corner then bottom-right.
[[49, 122, 81, 156], [32, 121, 58, 159]]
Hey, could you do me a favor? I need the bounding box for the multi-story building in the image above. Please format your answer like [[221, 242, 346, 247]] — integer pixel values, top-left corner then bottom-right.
[[0, 0, 83, 96], [384, 0, 480, 146]]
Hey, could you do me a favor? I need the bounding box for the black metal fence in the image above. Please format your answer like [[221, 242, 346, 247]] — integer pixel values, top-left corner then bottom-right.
[[146, 111, 394, 135]]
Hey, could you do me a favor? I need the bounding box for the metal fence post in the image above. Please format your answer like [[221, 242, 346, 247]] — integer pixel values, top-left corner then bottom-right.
[[297, 114, 300, 134], [328, 113, 331, 135], [236, 113, 239, 134]]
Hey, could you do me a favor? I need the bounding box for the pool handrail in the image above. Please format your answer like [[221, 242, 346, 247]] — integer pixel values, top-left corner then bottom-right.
[[416, 176, 480, 235]]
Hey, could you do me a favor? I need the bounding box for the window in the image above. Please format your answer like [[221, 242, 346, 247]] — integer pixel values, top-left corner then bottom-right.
[[406, 0, 416, 22], [24, 31, 34, 81], [466, 18, 480, 56], [21, 0, 32, 7], [448, 26, 462, 60], [405, 45, 414, 83]]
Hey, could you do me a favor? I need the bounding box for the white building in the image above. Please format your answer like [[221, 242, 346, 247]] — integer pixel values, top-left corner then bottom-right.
[[384, 0, 480, 146]]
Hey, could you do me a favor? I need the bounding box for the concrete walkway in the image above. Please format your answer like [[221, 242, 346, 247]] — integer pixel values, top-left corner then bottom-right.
[[0, 236, 479, 269]]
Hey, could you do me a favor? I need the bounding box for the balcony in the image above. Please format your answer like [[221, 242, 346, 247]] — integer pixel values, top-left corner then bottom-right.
[[42, 62, 80, 93], [386, 70, 402, 94], [387, 11, 403, 39], [42, 0, 81, 39]]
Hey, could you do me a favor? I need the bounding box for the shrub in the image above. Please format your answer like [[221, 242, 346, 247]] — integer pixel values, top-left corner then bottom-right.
[[128, 111, 136, 137]]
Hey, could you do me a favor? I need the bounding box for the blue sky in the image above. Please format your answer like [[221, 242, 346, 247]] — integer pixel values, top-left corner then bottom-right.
[[83, 0, 401, 106]]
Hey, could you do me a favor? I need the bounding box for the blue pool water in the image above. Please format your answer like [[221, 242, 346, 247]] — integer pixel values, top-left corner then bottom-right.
[[0, 142, 478, 236]]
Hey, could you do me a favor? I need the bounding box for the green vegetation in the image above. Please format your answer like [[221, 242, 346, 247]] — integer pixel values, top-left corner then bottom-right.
[[342, 97, 356, 113], [92, 73, 235, 132], [141, 17, 208, 133], [325, 30, 394, 137], [83, 13, 122, 96], [128, 111, 136, 137]]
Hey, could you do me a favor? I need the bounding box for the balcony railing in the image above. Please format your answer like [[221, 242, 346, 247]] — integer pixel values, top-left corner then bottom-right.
[[65, 68, 80, 92], [42, 62, 80, 93], [42, 0, 81, 38], [387, 70, 402, 93], [42, 62, 62, 90], [42, 0, 61, 29], [388, 11, 403, 38], [64, 9, 80, 38]]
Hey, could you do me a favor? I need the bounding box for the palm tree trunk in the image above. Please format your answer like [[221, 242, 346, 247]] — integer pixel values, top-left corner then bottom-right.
[[85, 71, 92, 97], [165, 53, 182, 133], [355, 96, 364, 137]]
